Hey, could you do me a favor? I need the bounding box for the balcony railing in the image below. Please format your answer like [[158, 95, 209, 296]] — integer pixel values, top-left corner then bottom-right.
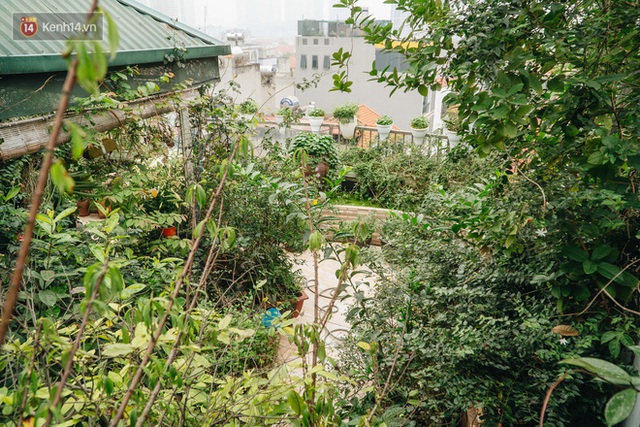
[[259, 120, 451, 158]]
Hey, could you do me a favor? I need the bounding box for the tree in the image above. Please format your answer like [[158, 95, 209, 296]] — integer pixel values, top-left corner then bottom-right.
[[334, 0, 640, 424]]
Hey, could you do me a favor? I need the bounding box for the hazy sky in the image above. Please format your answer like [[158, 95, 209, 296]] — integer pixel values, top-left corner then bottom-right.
[[205, 0, 391, 28]]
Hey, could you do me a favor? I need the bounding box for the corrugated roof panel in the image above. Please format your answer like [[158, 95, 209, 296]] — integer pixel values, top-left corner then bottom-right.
[[0, 0, 230, 74]]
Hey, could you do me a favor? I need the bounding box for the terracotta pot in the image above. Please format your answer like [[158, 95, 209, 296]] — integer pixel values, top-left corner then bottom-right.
[[314, 161, 329, 179], [292, 289, 309, 318], [76, 199, 90, 217], [162, 226, 177, 237], [96, 199, 112, 219]]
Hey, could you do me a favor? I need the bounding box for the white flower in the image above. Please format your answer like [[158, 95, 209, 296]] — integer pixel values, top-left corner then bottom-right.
[[559, 338, 569, 345], [534, 228, 547, 238]]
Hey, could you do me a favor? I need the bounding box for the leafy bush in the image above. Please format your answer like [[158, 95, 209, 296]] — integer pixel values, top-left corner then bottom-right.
[[410, 116, 429, 129], [291, 132, 339, 171], [338, 145, 488, 210], [239, 98, 259, 114], [308, 108, 326, 118], [339, 177, 616, 426], [332, 103, 359, 123], [376, 115, 393, 126]]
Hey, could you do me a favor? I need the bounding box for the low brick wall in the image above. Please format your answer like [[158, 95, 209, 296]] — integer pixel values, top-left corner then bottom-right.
[[321, 204, 397, 246]]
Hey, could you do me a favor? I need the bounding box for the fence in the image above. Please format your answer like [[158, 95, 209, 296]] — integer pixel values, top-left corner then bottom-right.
[[260, 120, 451, 158]]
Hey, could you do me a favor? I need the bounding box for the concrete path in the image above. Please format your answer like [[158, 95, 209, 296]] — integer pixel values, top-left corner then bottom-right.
[[278, 248, 377, 363]]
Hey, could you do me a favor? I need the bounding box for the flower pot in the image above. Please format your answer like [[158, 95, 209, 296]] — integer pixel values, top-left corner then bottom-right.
[[162, 226, 177, 237], [314, 161, 329, 179], [292, 289, 309, 318], [339, 117, 357, 139], [76, 199, 90, 217], [376, 123, 393, 141], [411, 127, 428, 145], [96, 199, 112, 219], [445, 129, 462, 147], [308, 116, 324, 134]]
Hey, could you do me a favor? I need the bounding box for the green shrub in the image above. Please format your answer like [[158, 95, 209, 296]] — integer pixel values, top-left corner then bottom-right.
[[332, 103, 359, 123], [291, 132, 339, 171], [308, 108, 326, 117], [376, 115, 393, 126], [239, 98, 259, 114], [410, 116, 429, 129]]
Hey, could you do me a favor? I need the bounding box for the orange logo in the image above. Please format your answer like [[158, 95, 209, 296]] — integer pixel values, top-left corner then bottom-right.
[[20, 16, 38, 37]]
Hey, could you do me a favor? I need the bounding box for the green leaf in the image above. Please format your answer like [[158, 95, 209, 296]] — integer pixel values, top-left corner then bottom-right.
[[562, 246, 588, 262], [561, 357, 632, 385], [54, 206, 77, 223], [357, 341, 371, 351], [592, 245, 613, 261], [103, 343, 135, 357], [218, 314, 232, 330], [547, 76, 564, 92], [528, 74, 543, 94], [50, 160, 75, 195], [605, 388, 637, 426], [583, 259, 598, 275], [38, 290, 57, 307], [120, 283, 146, 300], [287, 390, 304, 416], [40, 270, 55, 283]]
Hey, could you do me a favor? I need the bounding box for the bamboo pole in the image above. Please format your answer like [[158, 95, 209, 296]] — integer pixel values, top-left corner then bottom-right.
[[0, 88, 199, 161]]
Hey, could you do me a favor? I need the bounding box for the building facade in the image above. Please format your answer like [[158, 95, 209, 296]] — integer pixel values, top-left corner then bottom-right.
[[293, 20, 444, 131]]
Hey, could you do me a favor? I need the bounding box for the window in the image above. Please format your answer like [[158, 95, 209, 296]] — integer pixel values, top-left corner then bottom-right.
[[313, 38, 318, 45], [312, 55, 318, 69], [300, 55, 307, 69], [324, 38, 330, 45], [302, 38, 308, 45], [323, 55, 330, 69]]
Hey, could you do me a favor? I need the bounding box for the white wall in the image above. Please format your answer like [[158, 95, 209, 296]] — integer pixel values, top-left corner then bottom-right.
[[293, 35, 425, 130]]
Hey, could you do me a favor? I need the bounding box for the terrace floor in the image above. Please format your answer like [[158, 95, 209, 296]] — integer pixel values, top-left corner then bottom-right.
[[278, 248, 378, 363]]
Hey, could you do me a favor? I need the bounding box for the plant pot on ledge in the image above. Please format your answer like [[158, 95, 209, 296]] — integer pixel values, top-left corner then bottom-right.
[[338, 117, 357, 139], [292, 289, 309, 318], [308, 116, 324, 134], [76, 199, 90, 217]]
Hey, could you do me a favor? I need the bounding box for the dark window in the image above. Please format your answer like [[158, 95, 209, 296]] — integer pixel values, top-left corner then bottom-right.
[[324, 38, 330, 45], [323, 55, 330, 69], [312, 55, 318, 69], [302, 38, 308, 45], [300, 55, 307, 69], [313, 38, 318, 45]]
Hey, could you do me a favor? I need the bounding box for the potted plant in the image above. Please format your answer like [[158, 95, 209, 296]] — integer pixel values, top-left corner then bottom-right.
[[239, 98, 259, 124], [332, 103, 359, 139], [410, 115, 430, 144], [290, 132, 338, 178], [375, 115, 393, 141], [443, 109, 463, 147], [307, 108, 325, 134], [275, 106, 291, 126]]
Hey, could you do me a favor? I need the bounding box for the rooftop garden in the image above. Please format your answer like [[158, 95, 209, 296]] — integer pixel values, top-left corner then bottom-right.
[[1, 0, 640, 426]]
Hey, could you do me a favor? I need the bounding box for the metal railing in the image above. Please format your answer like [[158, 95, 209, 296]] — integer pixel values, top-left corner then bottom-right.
[[259, 120, 451, 158]]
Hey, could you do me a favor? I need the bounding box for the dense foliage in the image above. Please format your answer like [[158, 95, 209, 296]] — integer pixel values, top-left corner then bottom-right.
[[333, 0, 640, 425]]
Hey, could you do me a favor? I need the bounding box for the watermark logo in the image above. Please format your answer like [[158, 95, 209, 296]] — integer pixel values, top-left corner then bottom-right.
[[19, 17, 38, 37], [13, 13, 103, 41]]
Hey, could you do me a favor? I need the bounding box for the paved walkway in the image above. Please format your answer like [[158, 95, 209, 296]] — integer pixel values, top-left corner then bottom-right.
[[278, 248, 378, 363]]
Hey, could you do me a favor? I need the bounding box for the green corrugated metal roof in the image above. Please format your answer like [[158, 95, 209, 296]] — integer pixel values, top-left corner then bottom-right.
[[0, 0, 231, 75]]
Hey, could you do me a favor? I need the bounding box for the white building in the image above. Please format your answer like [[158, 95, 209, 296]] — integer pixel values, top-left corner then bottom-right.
[[293, 19, 445, 131]]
